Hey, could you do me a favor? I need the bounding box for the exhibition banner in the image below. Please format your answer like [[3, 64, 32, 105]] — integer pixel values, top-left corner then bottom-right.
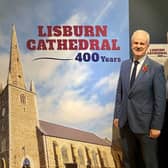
[[0, 0, 129, 139]]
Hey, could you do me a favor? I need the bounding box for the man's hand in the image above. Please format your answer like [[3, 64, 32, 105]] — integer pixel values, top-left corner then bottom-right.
[[113, 118, 119, 128], [149, 129, 161, 139]]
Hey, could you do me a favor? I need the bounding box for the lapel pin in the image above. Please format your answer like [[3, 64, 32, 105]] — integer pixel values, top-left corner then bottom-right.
[[142, 64, 148, 72]]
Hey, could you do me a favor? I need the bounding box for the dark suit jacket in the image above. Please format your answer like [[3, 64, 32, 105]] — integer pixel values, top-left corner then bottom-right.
[[114, 56, 166, 133]]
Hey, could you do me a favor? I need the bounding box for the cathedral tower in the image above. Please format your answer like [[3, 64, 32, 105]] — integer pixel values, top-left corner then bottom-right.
[[0, 25, 40, 168]]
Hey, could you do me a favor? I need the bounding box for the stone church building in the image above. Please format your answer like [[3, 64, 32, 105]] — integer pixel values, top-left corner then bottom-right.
[[0, 25, 118, 168]]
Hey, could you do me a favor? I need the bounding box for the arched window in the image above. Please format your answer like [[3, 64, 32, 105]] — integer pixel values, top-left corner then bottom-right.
[[0, 138, 6, 152], [92, 150, 98, 167], [22, 158, 31, 168], [20, 94, 26, 104], [78, 148, 85, 165], [0, 158, 6, 168], [103, 151, 109, 167], [1, 107, 6, 117], [61, 146, 69, 163]]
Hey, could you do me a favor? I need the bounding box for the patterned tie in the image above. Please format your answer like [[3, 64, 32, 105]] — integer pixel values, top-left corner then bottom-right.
[[130, 60, 139, 88]]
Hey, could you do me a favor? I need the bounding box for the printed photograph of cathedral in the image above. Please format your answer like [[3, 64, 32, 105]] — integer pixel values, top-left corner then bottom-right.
[[0, 26, 122, 168]]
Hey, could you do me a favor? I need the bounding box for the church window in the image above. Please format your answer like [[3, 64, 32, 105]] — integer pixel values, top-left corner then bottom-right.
[[78, 148, 85, 165], [1, 107, 6, 117], [92, 150, 99, 167], [1, 122, 5, 131], [103, 151, 109, 167], [22, 158, 31, 168], [0, 158, 6, 168], [61, 146, 69, 163], [20, 94, 26, 104], [0, 138, 6, 152]]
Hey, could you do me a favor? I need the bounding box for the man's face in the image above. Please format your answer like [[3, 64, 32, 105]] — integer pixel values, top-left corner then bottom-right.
[[131, 32, 149, 60]]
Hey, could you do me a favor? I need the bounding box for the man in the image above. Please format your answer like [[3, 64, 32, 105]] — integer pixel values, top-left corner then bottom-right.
[[113, 30, 166, 168]]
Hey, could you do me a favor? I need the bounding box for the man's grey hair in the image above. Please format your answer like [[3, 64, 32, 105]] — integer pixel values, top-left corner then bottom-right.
[[131, 30, 150, 44]]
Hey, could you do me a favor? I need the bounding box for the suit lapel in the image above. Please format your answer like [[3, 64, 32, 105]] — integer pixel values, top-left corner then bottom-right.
[[124, 59, 132, 91], [130, 57, 150, 91]]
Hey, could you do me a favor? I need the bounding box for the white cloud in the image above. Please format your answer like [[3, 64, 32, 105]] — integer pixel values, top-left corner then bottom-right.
[[22, 52, 62, 83], [65, 12, 87, 25], [94, 72, 119, 94], [39, 89, 113, 125]]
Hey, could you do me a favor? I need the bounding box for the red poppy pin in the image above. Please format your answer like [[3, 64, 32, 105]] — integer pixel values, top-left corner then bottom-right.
[[142, 64, 148, 72]]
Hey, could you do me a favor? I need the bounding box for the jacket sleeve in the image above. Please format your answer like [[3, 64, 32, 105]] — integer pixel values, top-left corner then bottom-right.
[[151, 65, 166, 130]]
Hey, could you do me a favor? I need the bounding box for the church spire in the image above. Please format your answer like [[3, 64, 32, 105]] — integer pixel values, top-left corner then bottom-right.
[[7, 24, 26, 89]]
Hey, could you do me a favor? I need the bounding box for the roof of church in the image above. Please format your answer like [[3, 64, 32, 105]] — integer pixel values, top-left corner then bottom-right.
[[39, 120, 111, 146]]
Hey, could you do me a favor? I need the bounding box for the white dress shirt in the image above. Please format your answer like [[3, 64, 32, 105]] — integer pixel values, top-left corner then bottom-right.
[[130, 55, 147, 79]]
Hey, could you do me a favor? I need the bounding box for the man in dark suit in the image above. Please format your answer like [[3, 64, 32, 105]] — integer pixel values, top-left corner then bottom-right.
[[113, 30, 166, 168]]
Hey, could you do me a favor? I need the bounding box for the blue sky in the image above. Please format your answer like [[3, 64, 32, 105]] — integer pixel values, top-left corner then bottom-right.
[[0, 0, 129, 139]]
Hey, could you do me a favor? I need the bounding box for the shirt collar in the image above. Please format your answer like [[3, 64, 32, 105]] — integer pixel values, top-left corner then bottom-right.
[[133, 55, 147, 64]]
